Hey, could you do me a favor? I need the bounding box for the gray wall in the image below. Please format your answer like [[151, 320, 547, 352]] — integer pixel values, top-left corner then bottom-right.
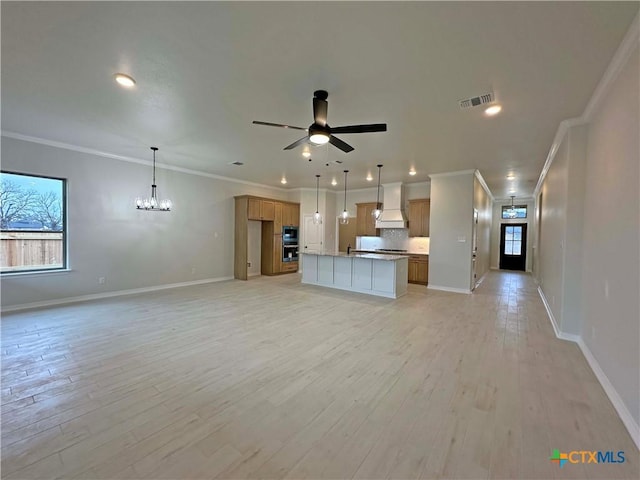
[[1, 137, 290, 308], [429, 171, 474, 292]]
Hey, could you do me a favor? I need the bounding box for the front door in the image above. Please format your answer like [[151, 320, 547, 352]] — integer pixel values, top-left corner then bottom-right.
[[499, 223, 527, 271]]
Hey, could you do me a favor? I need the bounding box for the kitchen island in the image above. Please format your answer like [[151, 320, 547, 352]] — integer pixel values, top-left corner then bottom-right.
[[301, 252, 408, 299]]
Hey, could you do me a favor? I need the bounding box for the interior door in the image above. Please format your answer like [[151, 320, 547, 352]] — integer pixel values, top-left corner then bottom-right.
[[499, 223, 527, 271], [303, 214, 323, 253]]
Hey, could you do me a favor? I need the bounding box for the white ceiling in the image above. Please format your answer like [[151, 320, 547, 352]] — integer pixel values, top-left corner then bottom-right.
[[2, 2, 637, 198]]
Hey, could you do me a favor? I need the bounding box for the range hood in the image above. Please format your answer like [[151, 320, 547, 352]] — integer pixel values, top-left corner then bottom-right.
[[375, 182, 408, 229]]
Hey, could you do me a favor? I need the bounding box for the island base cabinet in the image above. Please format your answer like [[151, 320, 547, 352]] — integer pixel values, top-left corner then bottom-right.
[[317, 257, 334, 284], [302, 255, 318, 283], [301, 253, 408, 299], [352, 258, 372, 290], [333, 257, 353, 287]]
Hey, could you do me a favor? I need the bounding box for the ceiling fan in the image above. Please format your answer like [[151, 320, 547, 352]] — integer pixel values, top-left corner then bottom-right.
[[253, 90, 387, 153]]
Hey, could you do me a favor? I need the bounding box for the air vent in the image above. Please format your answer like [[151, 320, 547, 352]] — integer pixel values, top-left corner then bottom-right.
[[229, 161, 244, 166], [459, 92, 494, 109]]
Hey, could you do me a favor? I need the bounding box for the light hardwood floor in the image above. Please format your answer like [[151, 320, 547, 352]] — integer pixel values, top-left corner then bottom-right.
[[1, 271, 637, 479]]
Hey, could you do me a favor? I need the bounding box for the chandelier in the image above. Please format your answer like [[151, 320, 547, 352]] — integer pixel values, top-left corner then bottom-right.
[[135, 147, 172, 211], [506, 196, 517, 218]]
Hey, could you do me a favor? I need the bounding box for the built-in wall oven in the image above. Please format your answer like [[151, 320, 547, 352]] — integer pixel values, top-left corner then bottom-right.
[[282, 226, 298, 262]]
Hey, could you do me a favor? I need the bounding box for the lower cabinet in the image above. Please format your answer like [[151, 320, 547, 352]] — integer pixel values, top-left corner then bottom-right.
[[408, 255, 428, 285], [261, 229, 298, 275]]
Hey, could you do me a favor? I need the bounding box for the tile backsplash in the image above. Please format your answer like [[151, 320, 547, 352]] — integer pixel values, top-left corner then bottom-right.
[[357, 229, 429, 254]]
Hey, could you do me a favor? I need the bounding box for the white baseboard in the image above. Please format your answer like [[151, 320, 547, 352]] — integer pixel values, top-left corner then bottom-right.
[[427, 285, 472, 294], [577, 338, 640, 450], [1, 276, 234, 313], [248, 272, 262, 277], [537, 286, 640, 449], [537, 286, 562, 338]]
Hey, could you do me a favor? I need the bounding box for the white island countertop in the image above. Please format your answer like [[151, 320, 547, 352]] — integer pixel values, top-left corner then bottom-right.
[[303, 251, 408, 261], [301, 252, 408, 299]]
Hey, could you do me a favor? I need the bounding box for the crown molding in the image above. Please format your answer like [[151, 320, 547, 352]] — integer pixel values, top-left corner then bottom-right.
[[428, 169, 476, 178], [534, 11, 639, 198], [1, 131, 289, 192], [474, 169, 495, 202]]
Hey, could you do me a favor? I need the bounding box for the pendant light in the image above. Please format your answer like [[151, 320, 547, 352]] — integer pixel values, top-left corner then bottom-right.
[[135, 147, 172, 211], [340, 170, 350, 225], [372, 164, 383, 220], [507, 195, 517, 218], [313, 174, 322, 224]]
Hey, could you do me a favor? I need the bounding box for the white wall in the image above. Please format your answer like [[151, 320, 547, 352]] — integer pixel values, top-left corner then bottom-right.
[[428, 171, 474, 292], [490, 199, 535, 272], [535, 39, 639, 441], [581, 43, 639, 432], [1, 137, 290, 308]]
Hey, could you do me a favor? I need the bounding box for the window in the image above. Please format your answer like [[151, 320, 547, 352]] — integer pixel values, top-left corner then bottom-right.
[[501, 205, 527, 219], [503, 225, 523, 256], [1, 171, 67, 273]]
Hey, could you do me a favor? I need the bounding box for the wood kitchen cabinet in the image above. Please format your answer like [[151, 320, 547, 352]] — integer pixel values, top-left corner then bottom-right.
[[408, 199, 430, 237], [273, 202, 283, 231], [356, 202, 381, 236], [234, 195, 300, 279], [408, 254, 429, 285], [282, 202, 299, 226], [248, 198, 275, 221]]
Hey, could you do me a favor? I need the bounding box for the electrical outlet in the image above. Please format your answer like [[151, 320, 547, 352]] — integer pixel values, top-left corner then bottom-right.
[[591, 326, 596, 340], [191, 267, 196, 275], [98, 277, 106, 285], [604, 279, 609, 300]]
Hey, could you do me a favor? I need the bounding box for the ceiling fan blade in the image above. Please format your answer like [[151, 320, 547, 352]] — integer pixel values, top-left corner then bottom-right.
[[313, 97, 328, 126], [329, 135, 354, 153], [283, 136, 309, 150], [330, 123, 387, 134], [253, 121, 307, 131]]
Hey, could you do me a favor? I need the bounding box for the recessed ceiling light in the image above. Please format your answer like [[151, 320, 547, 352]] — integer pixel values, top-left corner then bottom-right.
[[509, 188, 516, 194], [409, 169, 417, 176], [331, 178, 337, 186], [484, 104, 502, 116], [114, 73, 136, 88], [366, 174, 373, 182], [506, 174, 515, 180], [281, 177, 287, 185], [302, 150, 311, 158]]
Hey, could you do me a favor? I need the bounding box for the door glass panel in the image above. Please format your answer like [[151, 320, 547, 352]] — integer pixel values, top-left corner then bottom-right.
[[505, 226, 513, 241], [504, 242, 513, 255], [514, 227, 522, 240], [513, 241, 521, 255]]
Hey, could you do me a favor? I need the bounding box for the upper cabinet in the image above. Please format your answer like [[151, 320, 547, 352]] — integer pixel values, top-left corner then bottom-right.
[[356, 202, 381, 237], [282, 202, 300, 227], [248, 199, 275, 221], [408, 199, 430, 237]]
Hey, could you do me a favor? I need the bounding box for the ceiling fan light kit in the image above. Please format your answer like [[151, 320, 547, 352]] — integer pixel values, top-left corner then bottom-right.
[[253, 90, 387, 154]]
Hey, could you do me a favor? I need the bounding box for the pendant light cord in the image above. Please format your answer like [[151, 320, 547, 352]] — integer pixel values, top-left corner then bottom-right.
[[343, 170, 348, 210], [316, 174, 320, 211]]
